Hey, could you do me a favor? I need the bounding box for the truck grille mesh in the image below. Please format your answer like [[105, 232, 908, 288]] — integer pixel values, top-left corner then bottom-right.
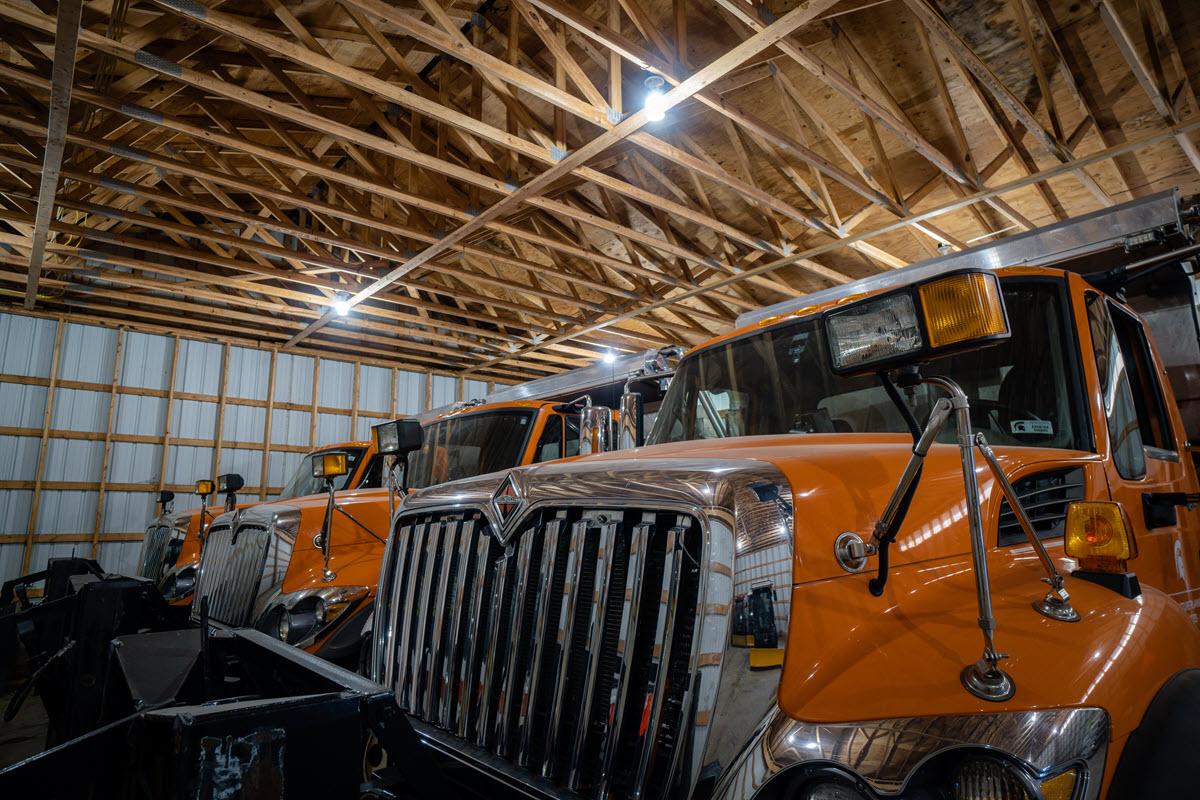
[[997, 467, 1085, 547], [381, 506, 704, 799], [191, 523, 272, 627], [137, 522, 174, 582]]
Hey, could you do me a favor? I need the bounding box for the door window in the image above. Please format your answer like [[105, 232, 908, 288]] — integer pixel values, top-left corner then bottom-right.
[[1109, 303, 1175, 455], [533, 415, 564, 463], [1086, 294, 1147, 478]]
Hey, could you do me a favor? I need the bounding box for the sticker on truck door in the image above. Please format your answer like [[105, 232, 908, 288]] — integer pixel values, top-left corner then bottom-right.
[[1011, 419, 1054, 435]]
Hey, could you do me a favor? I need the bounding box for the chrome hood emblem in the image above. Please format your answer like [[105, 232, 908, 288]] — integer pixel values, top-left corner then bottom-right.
[[490, 472, 525, 539]]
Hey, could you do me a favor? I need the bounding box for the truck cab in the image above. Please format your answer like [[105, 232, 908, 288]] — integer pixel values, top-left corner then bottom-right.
[[142, 440, 383, 607], [372, 192, 1200, 799]]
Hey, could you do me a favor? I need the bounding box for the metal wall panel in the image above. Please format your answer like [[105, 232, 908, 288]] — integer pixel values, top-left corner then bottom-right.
[[0, 314, 56, 377], [118, 331, 173, 390], [0, 310, 448, 583], [464, 378, 488, 400], [396, 369, 425, 415], [431, 374, 457, 407]]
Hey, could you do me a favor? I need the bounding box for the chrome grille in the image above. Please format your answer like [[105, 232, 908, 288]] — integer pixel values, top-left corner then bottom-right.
[[381, 506, 703, 799], [191, 522, 272, 627], [137, 521, 174, 582]]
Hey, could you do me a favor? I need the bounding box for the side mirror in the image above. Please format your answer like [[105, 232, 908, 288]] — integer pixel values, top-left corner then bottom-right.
[[217, 473, 244, 512], [579, 403, 614, 455], [824, 270, 1009, 376], [373, 419, 425, 512]]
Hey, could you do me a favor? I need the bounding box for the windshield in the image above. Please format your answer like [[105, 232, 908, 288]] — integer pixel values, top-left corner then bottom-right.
[[650, 279, 1087, 450], [407, 409, 536, 489], [278, 447, 367, 499]]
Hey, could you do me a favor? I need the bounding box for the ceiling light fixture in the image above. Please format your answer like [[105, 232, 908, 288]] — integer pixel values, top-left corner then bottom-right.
[[643, 74, 668, 122], [332, 292, 351, 317], [602, 350, 617, 365]]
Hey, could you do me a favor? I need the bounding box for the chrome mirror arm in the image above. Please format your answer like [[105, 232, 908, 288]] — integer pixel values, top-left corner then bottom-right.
[[320, 478, 336, 583], [973, 433, 1081, 623], [922, 376, 1016, 703]]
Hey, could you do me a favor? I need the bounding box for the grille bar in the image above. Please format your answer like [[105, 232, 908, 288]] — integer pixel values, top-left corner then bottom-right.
[[192, 522, 272, 627], [383, 507, 702, 800]]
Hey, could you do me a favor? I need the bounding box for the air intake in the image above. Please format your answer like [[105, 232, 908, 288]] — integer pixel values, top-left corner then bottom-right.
[[997, 467, 1085, 547]]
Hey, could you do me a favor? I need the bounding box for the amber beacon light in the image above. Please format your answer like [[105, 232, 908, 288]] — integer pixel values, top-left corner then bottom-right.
[[1065, 500, 1137, 571]]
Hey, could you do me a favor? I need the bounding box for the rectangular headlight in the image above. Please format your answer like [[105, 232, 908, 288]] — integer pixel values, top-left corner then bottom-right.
[[826, 292, 923, 372], [371, 418, 423, 455]]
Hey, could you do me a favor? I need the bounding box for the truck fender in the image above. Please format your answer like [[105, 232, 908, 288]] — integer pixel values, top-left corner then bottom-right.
[[1107, 669, 1200, 798]]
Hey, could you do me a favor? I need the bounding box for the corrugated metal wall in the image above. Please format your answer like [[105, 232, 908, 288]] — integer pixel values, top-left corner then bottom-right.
[[0, 311, 494, 584]]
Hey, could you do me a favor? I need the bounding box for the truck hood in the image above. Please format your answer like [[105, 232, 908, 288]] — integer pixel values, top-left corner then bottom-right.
[[407, 432, 1103, 585]]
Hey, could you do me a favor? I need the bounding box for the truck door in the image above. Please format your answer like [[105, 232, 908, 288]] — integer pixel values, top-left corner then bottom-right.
[[1085, 291, 1200, 612]]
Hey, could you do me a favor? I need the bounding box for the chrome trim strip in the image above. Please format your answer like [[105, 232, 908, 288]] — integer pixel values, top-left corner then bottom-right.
[[442, 517, 477, 729], [517, 517, 561, 767], [460, 532, 492, 739], [497, 529, 536, 757], [596, 517, 651, 796], [394, 520, 427, 706], [409, 519, 442, 712], [476, 551, 510, 749], [541, 516, 587, 778], [631, 525, 683, 797], [567, 518, 619, 791], [427, 517, 460, 719]]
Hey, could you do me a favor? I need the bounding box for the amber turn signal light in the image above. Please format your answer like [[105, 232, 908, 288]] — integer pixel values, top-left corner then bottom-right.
[[194, 479, 214, 496], [918, 272, 1009, 349], [312, 451, 349, 480], [1065, 501, 1137, 569]]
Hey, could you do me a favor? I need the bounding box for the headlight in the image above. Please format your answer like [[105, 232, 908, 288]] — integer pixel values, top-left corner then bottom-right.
[[162, 565, 196, 600], [953, 758, 1033, 800], [263, 585, 369, 646], [800, 781, 869, 800]]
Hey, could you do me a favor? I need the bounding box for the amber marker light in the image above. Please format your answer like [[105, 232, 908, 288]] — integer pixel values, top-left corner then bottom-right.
[[312, 451, 349, 480], [194, 479, 214, 496], [1065, 500, 1137, 571], [918, 271, 1009, 349]]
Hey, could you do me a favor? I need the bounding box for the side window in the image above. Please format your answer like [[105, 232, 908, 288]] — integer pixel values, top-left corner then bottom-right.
[[357, 454, 384, 489], [533, 416, 564, 463], [1109, 303, 1174, 454], [1086, 294, 1145, 478], [564, 414, 581, 458]]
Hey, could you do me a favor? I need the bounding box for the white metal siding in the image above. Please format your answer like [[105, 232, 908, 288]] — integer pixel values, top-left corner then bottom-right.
[[0, 311, 440, 584]]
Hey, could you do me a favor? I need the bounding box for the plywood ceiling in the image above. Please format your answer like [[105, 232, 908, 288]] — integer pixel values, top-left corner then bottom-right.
[[0, 0, 1196, 382]]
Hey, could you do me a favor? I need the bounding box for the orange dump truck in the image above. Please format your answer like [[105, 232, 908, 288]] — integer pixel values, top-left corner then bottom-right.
[[137, 441, 385, 607], [370, 191, 1200, 798], [195, 352, 678, 667]]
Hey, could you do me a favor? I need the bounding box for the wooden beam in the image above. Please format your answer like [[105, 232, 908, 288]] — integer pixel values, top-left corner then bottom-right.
[[21, 318, 64, 573], [284, 0, 840, 346], [90, 328, 123, 558], [24, 0, 82, 308]]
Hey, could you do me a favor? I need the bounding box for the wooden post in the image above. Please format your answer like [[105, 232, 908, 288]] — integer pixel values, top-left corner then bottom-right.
[[457, 375, 464, 402], [90, 328, 124, 558], [309, 357, 321, 447], [350, 361, 360, 439], [390, 367, 398, 418], [211, 343, 230, 485], [259, 348, 277, 500], [21, 318, 65, 573], [423, 369, 432, 412], [155, 335, 180, 494]]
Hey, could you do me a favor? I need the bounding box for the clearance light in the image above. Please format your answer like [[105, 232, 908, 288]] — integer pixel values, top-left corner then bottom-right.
[[1065, 501, 1137, 570], [918, 272, 1008, 349], [312, 451, 349, 480], [825, 270, 1010, 375], [194, 479, 214, 496]]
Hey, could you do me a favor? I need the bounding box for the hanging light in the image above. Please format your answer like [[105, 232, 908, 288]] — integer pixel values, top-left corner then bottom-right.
[[332, 292, 351, 317], [601, 350, 617, 365], [643, 75, 668, 122]]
